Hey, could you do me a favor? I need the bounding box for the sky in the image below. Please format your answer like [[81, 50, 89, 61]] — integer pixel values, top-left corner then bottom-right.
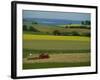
[[23, 10, 90, 21]]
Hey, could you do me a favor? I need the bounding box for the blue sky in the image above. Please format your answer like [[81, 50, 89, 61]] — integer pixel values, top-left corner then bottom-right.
[[23, 10, 90, 21]]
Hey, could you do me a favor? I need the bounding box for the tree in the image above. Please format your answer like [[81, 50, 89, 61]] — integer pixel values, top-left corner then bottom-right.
[[84, 32, 90, 37], [53, 30, 61, 35], [81, 20, 91, 25], [72, 31, 80, 36], [81, 21, 85, 25], [85, 20, 91, 25], [23, 25, 27, 31], [32, 21, 38, 24], [29, 26, 38, 32], [61, 32, 72, 36]]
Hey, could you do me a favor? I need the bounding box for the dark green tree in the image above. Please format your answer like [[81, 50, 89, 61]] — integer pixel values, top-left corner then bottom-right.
[[84, 32, 90, 37], [72, 31, 80, 36], [81, 20, 91, 25], [85, 20, 91, 25], [29, 26, 38, 32], [81, 21, 85, 25], [32, 21, 38, 24], [53, 30, 61, 35], [23, 25, 27, 31]]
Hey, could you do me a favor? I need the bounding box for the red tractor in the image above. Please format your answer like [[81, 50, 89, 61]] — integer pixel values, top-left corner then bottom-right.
[[39, 53, 50, 59], [27, 53, 50, 60]]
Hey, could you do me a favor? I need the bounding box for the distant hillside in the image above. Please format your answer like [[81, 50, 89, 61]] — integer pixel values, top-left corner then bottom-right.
[[23, 23, 90, 34], [23, 17, 90, 37], [23, 18, 82, 25]]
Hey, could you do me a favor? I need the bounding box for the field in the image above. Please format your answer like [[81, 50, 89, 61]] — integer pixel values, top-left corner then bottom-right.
[[23, 34, 90, 69], [24, 24, 90, 34], [23, 34, 90, 41], [23, 53, 90, 69], [22, 11, 91, 70], [23, 34, 90, 50]]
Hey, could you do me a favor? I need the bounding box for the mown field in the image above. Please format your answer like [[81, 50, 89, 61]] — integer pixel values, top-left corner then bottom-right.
[[23, 52, 90, 69], [23, 34, 91, 69]]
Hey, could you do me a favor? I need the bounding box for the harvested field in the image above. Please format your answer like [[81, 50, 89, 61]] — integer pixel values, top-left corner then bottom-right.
[[23, 53, 90, 69], [23, 53, 90, 63]]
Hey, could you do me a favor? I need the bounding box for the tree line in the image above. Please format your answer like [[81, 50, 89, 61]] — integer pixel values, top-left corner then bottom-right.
[[23, 25, 39, 32], [23, 25, 90, 37], [53, 30, 90, 37]]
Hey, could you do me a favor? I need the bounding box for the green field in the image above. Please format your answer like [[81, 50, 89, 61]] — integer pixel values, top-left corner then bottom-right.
[[23, 40, 89, 50], [23, 62, 90, 69], [23, 11, 91, 69], [24, 24, 90, 34], [23, 53, 90, 69], [23, 34, 90, 50], [23, 34, 90, 69], [23, 34, 90, 41]]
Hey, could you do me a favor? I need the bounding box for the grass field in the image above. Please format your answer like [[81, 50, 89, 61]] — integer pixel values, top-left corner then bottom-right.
[[23, 40, 90, 50], [24, 53, 90, 63], [22, 10, 91, 70], [23, 34, 90, 50], [24, 24, 90, 33], [23, 62, 90, 69], [23, 34, 90, 41], [23, 53, 90, 69], [23, 34, 90, 69]]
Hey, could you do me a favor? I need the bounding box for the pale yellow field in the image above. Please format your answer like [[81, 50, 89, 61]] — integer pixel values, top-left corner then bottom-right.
[[23, 34, 90, 41]]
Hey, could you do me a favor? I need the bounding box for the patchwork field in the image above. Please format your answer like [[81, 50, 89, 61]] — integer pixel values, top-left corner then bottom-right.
[[23, 24, 90, 33], [22, 10, 91, 70], [23, 34, 90, 69]]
